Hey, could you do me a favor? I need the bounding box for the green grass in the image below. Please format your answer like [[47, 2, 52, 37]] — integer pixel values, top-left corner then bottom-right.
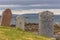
[[0, 26, 55, 40]]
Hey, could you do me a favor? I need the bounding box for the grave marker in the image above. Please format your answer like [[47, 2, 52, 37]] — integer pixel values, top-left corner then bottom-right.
[[39, 11, 54, 37], [16, 16, 25, 30], [1, 8, 12, 26]]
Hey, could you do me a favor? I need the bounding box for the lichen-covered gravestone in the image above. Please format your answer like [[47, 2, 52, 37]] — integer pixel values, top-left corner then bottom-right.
[[1, 8, 12, 26], [39, 11, 54, 37], [16, 16, 25, 30]]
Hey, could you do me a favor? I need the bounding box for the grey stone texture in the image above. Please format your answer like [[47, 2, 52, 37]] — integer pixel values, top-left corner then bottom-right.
[[16, 16, 25, 30], [39, 11, 54, 37]]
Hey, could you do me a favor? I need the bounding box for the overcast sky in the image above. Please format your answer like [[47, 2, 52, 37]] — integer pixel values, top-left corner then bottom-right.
[[0, 0, 60, 10], [0, 0, 60, 15]]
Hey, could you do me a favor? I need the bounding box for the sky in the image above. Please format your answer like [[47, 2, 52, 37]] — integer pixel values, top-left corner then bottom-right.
[[0, 0, 60, 15], [0, 0, 60, 9]]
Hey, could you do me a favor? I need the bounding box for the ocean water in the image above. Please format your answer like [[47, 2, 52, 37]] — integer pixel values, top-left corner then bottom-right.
[[10, 14, 60, 25], [23, 14, 60, 23]]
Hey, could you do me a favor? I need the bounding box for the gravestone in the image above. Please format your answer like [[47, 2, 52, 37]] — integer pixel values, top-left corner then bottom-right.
[[1, 8, 12, 26], [39, 11, 54, 37], [16, 16, 25, 30]]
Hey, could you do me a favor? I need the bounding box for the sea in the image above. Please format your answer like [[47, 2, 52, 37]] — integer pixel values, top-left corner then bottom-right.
[[10, 14, 60, 25]]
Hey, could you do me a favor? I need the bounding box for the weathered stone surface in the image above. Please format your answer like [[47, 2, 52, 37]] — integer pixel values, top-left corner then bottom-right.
[[16, 16, 25, 30], [1, 8, 12, 26], [25, 23, 39, 34], [39, 11, 54, 37]]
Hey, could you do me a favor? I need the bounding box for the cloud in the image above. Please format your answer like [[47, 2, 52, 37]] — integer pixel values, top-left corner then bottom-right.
[[0, 4, 58, 7], [0, 0, 60, 5], [0, 4, 49, 7], [0, 5, 20, 7], [0, 4, 60, 10], [0, 9, 60, 15], [11, 9, 60, 15], [0, 0, 60, 9]]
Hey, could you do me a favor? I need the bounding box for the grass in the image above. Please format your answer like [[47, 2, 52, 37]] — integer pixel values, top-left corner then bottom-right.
[[0, 26, 55, 40]]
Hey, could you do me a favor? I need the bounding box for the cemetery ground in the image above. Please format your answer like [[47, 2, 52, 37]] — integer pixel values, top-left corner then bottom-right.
[[0, 26, 54, 40]]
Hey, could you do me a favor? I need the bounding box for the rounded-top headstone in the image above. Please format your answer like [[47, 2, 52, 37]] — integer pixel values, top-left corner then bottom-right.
[[1, 8, 12, 26], [16, 16, 25, 30], [39, 11, 54, 37]]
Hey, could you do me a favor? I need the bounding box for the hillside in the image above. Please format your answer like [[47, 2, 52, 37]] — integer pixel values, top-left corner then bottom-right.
[[0, 26, 54, 40]]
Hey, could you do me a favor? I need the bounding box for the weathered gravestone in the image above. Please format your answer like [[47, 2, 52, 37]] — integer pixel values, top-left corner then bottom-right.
[[16, 16, 25, 30], [39, 11, 54, 37], [1, 8, 12, 26]]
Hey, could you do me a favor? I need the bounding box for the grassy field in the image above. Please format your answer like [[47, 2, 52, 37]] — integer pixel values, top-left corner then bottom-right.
[[0, 26, 55, 40]]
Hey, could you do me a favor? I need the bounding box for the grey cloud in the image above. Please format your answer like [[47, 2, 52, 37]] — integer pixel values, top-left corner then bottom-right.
[[0, 4, 60, 10], [0, 0, 60, 9], [0, 0, 60, 5]]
